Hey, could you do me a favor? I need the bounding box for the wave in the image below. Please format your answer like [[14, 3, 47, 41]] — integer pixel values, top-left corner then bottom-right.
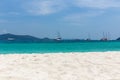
[[0, 51, 120, 55]]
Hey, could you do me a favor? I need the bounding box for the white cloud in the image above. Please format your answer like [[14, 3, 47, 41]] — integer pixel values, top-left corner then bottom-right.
[[60, 0, 120, 25], [63, 11, 104, 23], [74, 0, 120, 9], [24, 0, 66, 15], [22, 0, 120, 16]]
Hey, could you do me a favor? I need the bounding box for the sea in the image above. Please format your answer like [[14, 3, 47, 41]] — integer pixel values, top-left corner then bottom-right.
[[0, 41, 120, 54]]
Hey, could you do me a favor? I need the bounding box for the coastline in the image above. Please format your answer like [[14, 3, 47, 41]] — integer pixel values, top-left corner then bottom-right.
[[0, 52, 120, 80]]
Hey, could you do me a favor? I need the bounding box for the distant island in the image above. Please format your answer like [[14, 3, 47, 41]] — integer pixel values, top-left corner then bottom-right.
[[0, 33, 63, 43], [117, 37, 120, 40], [0, 33, 41, 43], [0, 33, 119, 43]]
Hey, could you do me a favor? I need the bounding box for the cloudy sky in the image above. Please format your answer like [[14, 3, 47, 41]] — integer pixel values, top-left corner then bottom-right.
[[0, 0, 120, 39]]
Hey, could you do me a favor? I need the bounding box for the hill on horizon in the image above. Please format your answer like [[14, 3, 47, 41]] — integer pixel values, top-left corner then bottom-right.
[[0, 33, 42, 43]]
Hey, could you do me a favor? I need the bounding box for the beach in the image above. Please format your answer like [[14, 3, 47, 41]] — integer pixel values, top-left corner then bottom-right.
[[0, 52, 120, 80]]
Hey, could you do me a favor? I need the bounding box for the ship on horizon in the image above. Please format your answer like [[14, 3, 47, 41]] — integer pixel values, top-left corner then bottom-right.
[[100, 32, 110, 41], [55, 32, 62, 41]]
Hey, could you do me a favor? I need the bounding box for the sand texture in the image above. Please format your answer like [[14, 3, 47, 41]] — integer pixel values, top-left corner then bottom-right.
[[0, 52, 120, 80]]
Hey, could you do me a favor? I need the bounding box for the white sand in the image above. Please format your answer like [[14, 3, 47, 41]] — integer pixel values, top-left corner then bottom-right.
[[0, 52, 120, 80]]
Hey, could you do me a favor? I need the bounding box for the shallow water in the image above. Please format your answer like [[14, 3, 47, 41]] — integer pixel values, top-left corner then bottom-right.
[[0, 41, 120, 54]]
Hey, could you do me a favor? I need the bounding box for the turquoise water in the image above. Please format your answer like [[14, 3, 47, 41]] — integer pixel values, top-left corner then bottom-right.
[[0, 41, 120, 54]]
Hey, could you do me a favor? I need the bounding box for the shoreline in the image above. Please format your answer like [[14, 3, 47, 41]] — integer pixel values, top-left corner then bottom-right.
[[0, 52, 120, 80], [0, 51, 120, 54]]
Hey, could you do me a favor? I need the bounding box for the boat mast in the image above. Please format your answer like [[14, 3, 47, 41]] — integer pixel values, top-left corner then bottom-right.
[[101, 32, 108, 41], [86, 33, 91, 40], [55, 32, 62, 40]]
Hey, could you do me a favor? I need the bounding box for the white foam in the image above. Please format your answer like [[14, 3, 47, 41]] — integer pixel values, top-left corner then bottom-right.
[[0, 51, 120, 55]]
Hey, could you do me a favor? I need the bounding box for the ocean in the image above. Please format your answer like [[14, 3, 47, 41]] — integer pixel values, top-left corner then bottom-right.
[[0, 41, 120, 54]]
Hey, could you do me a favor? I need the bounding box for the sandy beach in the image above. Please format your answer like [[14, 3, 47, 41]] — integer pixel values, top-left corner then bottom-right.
[[0, 52, 120, 80]]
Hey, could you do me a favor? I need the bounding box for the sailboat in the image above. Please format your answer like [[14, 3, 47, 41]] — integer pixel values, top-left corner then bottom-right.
[[100, 32, 108, 41], [86, 33, 91, 41], [55, 32, 62, 41]]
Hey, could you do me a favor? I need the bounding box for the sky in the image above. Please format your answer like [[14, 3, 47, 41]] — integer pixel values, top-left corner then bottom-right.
[[0, 0, 120, 40]]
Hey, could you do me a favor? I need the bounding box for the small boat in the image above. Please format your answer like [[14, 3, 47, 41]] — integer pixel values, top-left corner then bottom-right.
[[55, 32, 62, 41], [100, 32, 108, 41], [86, 33, 91, 41]]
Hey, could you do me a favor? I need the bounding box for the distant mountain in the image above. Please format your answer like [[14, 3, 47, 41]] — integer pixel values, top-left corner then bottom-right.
[[0, 33, 42, 43], [116, 37, 120, 40]]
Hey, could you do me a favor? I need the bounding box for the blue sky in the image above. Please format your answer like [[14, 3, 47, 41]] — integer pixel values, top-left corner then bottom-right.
[[0, 0, 120, 39]]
